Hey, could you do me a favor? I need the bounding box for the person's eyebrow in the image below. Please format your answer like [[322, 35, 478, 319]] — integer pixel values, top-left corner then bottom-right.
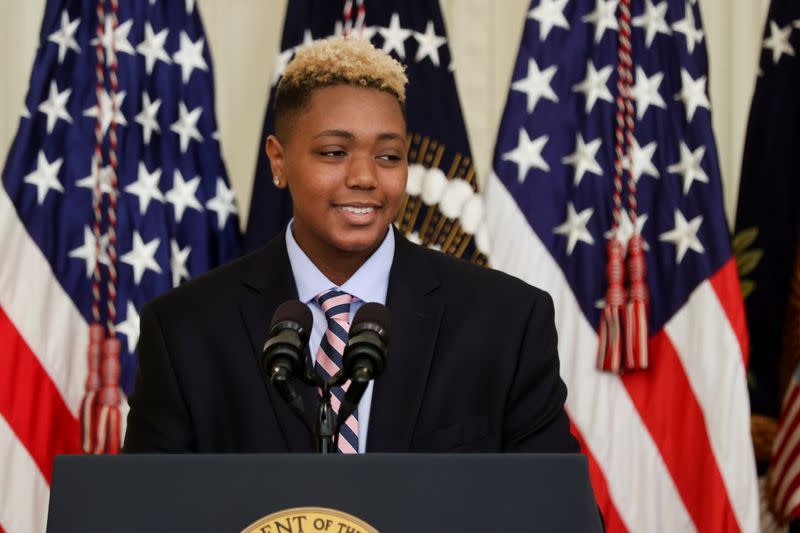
[[312, 130, 405, 142], [376, 132, 405, 142], [313, 129, 355, 139]]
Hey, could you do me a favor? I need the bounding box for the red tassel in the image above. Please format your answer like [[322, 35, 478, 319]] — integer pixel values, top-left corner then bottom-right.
[[624, 234, 649, 370], [80, 324, 104, 453], [94, 336, 122, 454], [597, 240, 627, 373]]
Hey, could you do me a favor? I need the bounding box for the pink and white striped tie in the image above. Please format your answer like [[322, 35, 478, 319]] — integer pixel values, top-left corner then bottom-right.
[[314, 289, 359, 453]]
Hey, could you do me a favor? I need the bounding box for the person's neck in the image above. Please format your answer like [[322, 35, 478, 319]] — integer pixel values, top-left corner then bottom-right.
[[312, 252, 370, 286], [292, 226, 389, 287]]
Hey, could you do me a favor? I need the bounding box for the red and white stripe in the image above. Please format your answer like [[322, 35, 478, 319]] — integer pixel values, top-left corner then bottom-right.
[[0, 187, 84, 532], [0, 185, 130, 533], [770, 371, 800, 519], [485, 174, 759, 532]]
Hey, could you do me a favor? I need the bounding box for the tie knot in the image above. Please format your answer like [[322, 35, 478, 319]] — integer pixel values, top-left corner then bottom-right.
[[316, 289, 354, 321]]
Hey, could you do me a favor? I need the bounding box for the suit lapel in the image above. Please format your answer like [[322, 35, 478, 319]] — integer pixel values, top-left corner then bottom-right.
[[367, 231, 442, 452], [239, 236, 316, 452]]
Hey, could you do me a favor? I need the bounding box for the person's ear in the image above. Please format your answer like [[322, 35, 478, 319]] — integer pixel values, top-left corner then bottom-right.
[[265, 135, 286, 189]]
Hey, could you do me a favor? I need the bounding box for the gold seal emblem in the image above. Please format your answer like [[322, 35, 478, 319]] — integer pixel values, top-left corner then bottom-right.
[[241, 507, 380, 533]]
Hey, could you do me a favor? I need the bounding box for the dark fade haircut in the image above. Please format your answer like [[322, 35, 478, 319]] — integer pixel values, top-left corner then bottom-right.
[[273, 37, 409, 140]]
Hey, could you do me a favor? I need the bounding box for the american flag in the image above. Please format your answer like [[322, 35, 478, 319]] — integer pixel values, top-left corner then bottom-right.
[[484, 0, 758, 531], [772, 359, 800, 522], [0, 1, 239, 531], [243, 0, 489, 266]]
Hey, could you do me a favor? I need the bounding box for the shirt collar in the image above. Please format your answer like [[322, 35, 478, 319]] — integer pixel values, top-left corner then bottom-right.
[[285, 221, 395, 305]]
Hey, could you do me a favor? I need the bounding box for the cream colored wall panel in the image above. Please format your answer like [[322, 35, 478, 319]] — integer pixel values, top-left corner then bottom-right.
[[0, 0, 46, 165], [699, 0, 767, 226], [199, 0, 286, 225], [448, 0, 531, 189]]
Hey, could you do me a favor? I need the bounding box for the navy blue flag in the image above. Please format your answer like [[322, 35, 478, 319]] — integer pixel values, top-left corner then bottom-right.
[[0, 1, 239, 528], [733, 1, 800, 526], [734, 0, 800, 429], [244, 0, 489, 265], [484, 0, 757, 531]]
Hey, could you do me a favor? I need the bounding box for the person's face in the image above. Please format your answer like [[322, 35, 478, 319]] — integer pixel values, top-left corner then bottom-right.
[[266, 85, 407, 263]]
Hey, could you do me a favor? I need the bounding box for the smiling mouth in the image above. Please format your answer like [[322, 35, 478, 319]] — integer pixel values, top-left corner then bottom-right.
[[337, 205, 379, 215]]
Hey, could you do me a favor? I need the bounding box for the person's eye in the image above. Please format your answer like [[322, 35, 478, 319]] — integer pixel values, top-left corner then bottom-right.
[[376, 154, 403, 162], [319, 150, 347, 157]]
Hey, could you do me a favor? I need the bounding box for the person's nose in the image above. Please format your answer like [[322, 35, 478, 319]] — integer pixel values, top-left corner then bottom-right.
[[345, 154, 378, 189]]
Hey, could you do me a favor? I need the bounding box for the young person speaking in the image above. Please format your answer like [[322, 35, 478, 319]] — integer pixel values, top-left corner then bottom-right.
[[123, 37, 578, 455]]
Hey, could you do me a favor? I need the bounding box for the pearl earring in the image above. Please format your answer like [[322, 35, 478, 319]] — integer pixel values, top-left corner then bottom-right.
[[273, 176, 281, 186]]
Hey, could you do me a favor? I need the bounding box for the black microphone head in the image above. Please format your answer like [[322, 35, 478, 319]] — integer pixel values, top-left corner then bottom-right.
[[263, 300, 313, 379], [269, 300, 313, 339], [343, 302, 390, 381], [350, 302, 391, 343]]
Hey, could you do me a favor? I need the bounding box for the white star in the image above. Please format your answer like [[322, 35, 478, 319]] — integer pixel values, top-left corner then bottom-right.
[[125, 163, 164, 215], [170, 240, 192, 288], [21, 104, 31, 119], [659, 210, 704, 263], [121, 231, 162, 285], [604, 212, 649, 251], [675, 69, 710, 122], [562, 134, 603, 186], [668, 142, 708, 195], [48, 10, 80, 63], [37, 81, 72, 134], [553, 203, 595, 255], [512, 59, 559, 114], [137, 22, 171, 75], [90, 18, 134, 66], [413, 21, 447, 66], [68, 226, 109, 278], [672, 4, 704, 53], [379, 13, 412, 58], [502, 129, 550, 183], [24, 151, 63, 204], [272, 48, 295, 85], [82, 89, 127, 136], [205, 178, 238, 230], [134, 92, 161, 144], [76, 159, 113, 195], [625, 138, 659, 183], [763, 21, 795, 64], [170, 102, 203, 153], [631, 67, 666, 119], [632, 0, 672, 48], [173, 31, 208, 83], [116, 302, 141, 353], [573, 61, 613, 113], [185, 0, 196, 13], [581, 0, 619, 43], [528, 0, 570, 41], [301, 29, 314, 47], [166, 170, 203, 222]]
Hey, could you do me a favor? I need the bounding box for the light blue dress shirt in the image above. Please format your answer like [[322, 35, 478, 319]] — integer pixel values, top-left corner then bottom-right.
[[285, 222, 395, 453]]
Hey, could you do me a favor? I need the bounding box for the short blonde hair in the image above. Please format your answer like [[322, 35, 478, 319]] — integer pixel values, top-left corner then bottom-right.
[[274, 37, 408, 136]]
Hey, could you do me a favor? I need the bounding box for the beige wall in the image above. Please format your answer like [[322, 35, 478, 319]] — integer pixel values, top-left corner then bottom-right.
[[0, 0, 770, 228]]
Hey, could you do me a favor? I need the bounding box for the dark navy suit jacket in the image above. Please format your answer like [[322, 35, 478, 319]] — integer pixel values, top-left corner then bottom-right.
[[123, 229, 579, 454]]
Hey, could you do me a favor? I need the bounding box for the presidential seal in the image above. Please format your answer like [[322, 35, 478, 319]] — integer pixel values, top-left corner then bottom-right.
[[241, 507, 380, 533]]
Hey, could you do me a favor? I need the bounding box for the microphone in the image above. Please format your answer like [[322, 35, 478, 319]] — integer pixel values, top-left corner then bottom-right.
[[262, 300, 313, 418], [336, 303, 391, 429]]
